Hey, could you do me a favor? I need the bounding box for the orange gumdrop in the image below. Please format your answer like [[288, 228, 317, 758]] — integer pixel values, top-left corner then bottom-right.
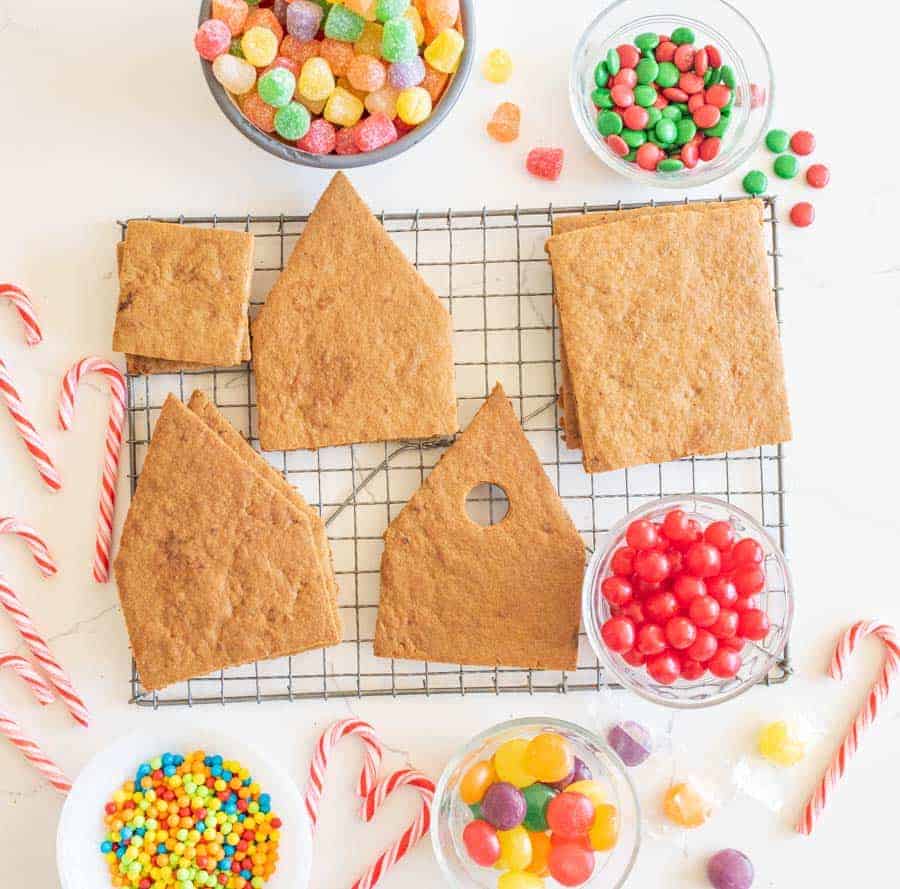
[[487, 102, 520, 142], [319, 38, 356, 76], [242, 92, 277, 133], [245, 7, 284, 43]]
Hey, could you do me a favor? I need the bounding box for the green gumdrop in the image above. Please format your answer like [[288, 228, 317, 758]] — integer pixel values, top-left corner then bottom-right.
[[743, 169, 768, 195], [229, 37, 244, 58], [382, 17, 417, 62], [324, 3, 365, 42], [774, 153, 799, 179], [375, 0, 409, 24], [654, 61, 679, 88], [522, 783, 557, 832], [257, 68, 296, 108], [670, 26, 695, 45], [275, 102, 311, 140]]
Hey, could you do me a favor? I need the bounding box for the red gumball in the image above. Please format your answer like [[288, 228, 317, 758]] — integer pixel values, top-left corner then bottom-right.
[[685, 542, 721, 578], [680, 658, 705, 680], [732, 537, 763, 566], [667, 549, 684, 574], [622, 647, 647, 667], [610, 546, 635, 576], [636, 623, 667, 656], [645, 591, 679, 624], [548, 840, 596, 887], [661, 508, 692, 542], [707, 576, 738, 608], [709, 609, 739, 639], [665, 616, 697, 650], [709, 648, 742, 678], [704, 520, 736, 551], [646, 651, 681, 685], [732, 564, 765, 596], [601, 575, 633, 607], [634, 550, 670, 583], [621, 601, 646, 625], [462, 820, 500, 867], [738, 608, 770, 641], [688, 595, 720, 628], [719, 635, 746, 652], [601, 616, 635, 653], [733, 595, 758, 613], [546, 792, 596, 839], [687, 628, 718, 662], [626, 519, 659, 551], [673, 575, 706, 607]]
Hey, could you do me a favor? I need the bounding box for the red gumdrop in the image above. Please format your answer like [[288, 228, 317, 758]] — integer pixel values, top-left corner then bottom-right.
[[299, 118, 337, 154], [647, 651, 681, 685], [607, 134, 629, 157], [699, 137, 721, 160], [636, 142, 662, 170], [790, 130, 815, 155], [673, 44, 695, 72], [806, 163, 830, 188], [705, 84, 731, 108], [526, 147, 565, 181], [195, 19, 231, 60], [617, 44, 641, 68], [546, 792, 596, 839], [790, 202, 815, 227], [692, 105, 721, 129], [548, 840, 596, 887], [335, 124, 361, 155], [354, 113, 396, 152], [462, 820, 500, 867]]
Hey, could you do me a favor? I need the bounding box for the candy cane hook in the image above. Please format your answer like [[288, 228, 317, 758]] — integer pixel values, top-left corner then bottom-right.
[[797, 621, 900, 835], [0, 653, 71, 792], [57, 357, 126, 583], [0, 517, 57, 578], [0, 284, 42, 346]]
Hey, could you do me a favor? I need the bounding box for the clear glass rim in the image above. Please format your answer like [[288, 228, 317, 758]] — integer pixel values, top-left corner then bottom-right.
[[582, 494, 794, 710], [431, 716, 642, 889], [568, 0, 775, 188]]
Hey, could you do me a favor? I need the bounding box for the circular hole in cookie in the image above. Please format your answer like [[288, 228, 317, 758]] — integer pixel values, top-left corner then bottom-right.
[[465, 483, 509, 527]]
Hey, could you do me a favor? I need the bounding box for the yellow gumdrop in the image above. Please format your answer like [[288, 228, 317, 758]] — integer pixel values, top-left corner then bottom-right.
[[496, 826, 532, 871], [498, 871, 545, 889], [482, 48, 513, 83], [354, 21, 384, 56], [662, 782, 710, 829], [424, 27, 465, 73], [396, 86, 432, 124], [565, 780, 605, 812], [758, 721, 805, 767], [364, 85, 399, 118], [324, 86, 364, 126], [494, 739, 537, 789], [588, 803, 619, 851], [524, 733, 574, 784], [405, 6, 425, 45], [298, 57, 336, 102], [460, 759, 496, 805], [241, 26, 279, 67]]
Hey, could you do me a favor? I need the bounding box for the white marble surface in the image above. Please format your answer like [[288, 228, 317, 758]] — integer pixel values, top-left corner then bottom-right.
[[1, 0, 899, 886]]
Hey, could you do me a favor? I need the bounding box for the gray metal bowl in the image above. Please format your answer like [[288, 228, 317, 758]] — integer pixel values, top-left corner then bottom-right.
[[197, 0, 475, 168]]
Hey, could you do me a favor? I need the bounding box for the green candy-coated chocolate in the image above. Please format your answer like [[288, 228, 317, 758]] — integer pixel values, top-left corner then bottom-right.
[[742, 169, 768, 195], [670, 26, 695, 45], [675, 118, 696, 144], [655, 118, 677, 144], [635, 57, 659, 84], [646, 106, 662, 127], [704, 111, 730, 138], [633, 84, 657, 107], [673, 102, 690, 114], [661, 105, 682, 121], [606, 47, 621, 76], [621, 128, 646, 148], [773, 153, 799, 179], [720, 64, 736, 89], [655, 61, 679, 88], [274, 101, 311, 140], [597, 110, 623, 136], [765, 129, 790, 153], [592, 87, 614, 109], [635, 32, 660, 51], [522, 784, 558, 832], [705, 66, 721, 86], [623, 149, 638, 162], [658, 158, 685, 172], [594, 60, 608, 88]]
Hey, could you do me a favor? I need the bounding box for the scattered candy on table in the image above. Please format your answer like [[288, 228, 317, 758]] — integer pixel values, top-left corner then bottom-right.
[[99, 750, 281, 889], [758, 720, 805, 767], [459, 731, 619, 888], [789, 129, 815, 155], [806, 163, 829, 189], [663, 781, 712, 828], [482, 48, 512, 83], [764, 128, 788, 153], [195, 0, 466, 155], [707, 848, 754, 889], [789, 202, 814, 228], [487, 102, 520, 142], [607, 721, 652, 767], [526, 148, 564, 181], [599, 508, 773, 685], [773, 154, 798, 180], [741, 169, 767, 195]]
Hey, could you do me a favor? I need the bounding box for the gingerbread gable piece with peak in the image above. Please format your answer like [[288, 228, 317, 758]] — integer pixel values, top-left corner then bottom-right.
[[374, 383, 585, 671], [251, 172, 458, 451]]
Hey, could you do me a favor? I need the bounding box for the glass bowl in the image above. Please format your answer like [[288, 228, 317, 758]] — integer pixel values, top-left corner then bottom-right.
[[197, 0, 475, 168], [569, 0, 773, 187], [583, 496, 793, 709], [432, 717, 640, 888]]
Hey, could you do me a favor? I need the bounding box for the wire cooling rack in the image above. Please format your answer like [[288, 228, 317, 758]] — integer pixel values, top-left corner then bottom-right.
[[121, 195, 790, 707]]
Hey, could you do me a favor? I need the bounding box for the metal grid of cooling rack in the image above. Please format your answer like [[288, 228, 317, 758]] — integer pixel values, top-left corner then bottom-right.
[[121, 194, 790, 708]]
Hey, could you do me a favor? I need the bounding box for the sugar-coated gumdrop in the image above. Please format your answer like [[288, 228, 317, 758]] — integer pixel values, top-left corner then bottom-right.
[[527, 831, 551, 877], [364, 85, 400, 118], [245, 8, 284, 42], [589, 803, 619, 852], [461, 819, 500, 867], [355, 21, 384, 56], [425, 0, 459, 31], [421, 61, 449, 102], [482, 781, 527, 830], [318, 37, 356, 76], [263, 55, 300, 77], [460, 759, 496, 805], [526, 148, 564, 181], [482, 47, 512, 83], [521, 783, 557, 832], [241, 91, 278, 132], [274, 101, 311, 139], [336, 75, 366, 100], [548, 839, 595, 887], [496, 825, 533, 871], [707, 849, 754, 889], [546, 792, 595, 839], [494, 739, 537, 788], [608, 721, 653, 767], [388, 57, 426, 89], [498, 872, 545, 889], [241, 25, 279, 66], [298, 57, 336, 102], [297, 94, 327, 115], [347, 53, 387, 92], [396, 86, 432, 124], [324, 86, 365, 126], [524, 733, 573, 784], [195, 19, 232, 60], [297, 117, 337, 153], [551, 756, 591, 791], [405, 6, 426, 45], [334, 123, 362, 154], [212, 53, 257, 95], [279, 35, 321, 66], [382, 16, 419, 63], [286, 0, 323, 41], [424, 27, 464, 73], [354, 110, 398, 150], [757, 721, 805, 767], [345, 0, 376, 18], [376, 0, 410, 23], [663, 782, 710, 828], [257, 66, 296, 107], [211, 0, 250, 37], [325, 3, 365, 42]]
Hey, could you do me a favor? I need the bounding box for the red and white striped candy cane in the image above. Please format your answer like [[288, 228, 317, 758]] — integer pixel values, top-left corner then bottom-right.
[[351, 768, 435, 889], [797, 620, 900, 836], [0, 574, 89, 727], [58, 357, 126, 583], [0, 284, 43, 346], [0, 516, 57, 578], [0, 653, 71, 792], [305, 718, 384, 828]]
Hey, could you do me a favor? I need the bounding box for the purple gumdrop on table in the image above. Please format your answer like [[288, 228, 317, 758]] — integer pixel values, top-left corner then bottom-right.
[[388, 57, 426, 89], [551, 756, 592, 791], [608, 721, 653, 767], [707, 849, 754, 889], [481, 781, 526, 830], [287, 0, 324, 41]]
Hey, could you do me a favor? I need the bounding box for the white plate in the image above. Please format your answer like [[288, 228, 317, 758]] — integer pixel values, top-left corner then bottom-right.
[[57, 723, 312, 889]]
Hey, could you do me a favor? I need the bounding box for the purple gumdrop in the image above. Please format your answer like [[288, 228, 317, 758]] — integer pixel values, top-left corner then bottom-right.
[[388, 57, 426, 89], [481, 782, 526, 830], [707, 849, 754, 889], [272, 0, 290, 27], [608, 721, 652, 767], [287, 0, 323, 40], [551, 756, 592, 791]]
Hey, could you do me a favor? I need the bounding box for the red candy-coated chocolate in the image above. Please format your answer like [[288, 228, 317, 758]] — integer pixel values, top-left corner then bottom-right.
[[617, 44, 641, 68], [673, 44, 695, 72], [688, 92, 705, 113], [699, 136, 721, 161], [681, 142, 699, 168], [623, 105, 649, 130], [693, 47, 708, 75], [705, 44, 722, 67], [806, 163, 830, 188], [692, 105, 720, 129], [655, 40, 677, 62], [610, 84, 635, 108], [636, 142, 662, 170], [790, 201, 815, 227], [662, 87, 689, 102], [613, 68, 638, 88], [705, 84, 731, 108], [679, 72, 704, 94], [790, 130, 815, 155], [607, 134, 629, 156]]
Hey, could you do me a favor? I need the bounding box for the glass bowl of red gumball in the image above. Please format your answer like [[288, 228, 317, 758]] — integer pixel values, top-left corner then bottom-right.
[[583, 496, 793, 709], [570, 0, 774, 186], [432, 717, 641, 889]]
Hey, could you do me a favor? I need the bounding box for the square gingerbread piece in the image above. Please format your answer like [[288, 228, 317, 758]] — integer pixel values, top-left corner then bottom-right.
[[546, 201, 791, 473], [113, 221, 253, 366]]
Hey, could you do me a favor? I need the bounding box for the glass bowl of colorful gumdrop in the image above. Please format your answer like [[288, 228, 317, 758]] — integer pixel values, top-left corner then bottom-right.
[[570, 0, 773, 186], [194, 0, 474, 168], [432, 718, 641, 889], [584, 496, 793, 709]]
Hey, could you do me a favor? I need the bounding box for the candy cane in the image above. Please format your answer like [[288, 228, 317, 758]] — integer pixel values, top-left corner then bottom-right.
[[0, 575, 89, 727], [0, 653, 71, 792], [57, 357, 126, 583], [0, 284, 42, 346], [0, 517, 57, 578], [352, 769, 435, 889], [797, 621, 900, 835], [305, 718, 384, 828]]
